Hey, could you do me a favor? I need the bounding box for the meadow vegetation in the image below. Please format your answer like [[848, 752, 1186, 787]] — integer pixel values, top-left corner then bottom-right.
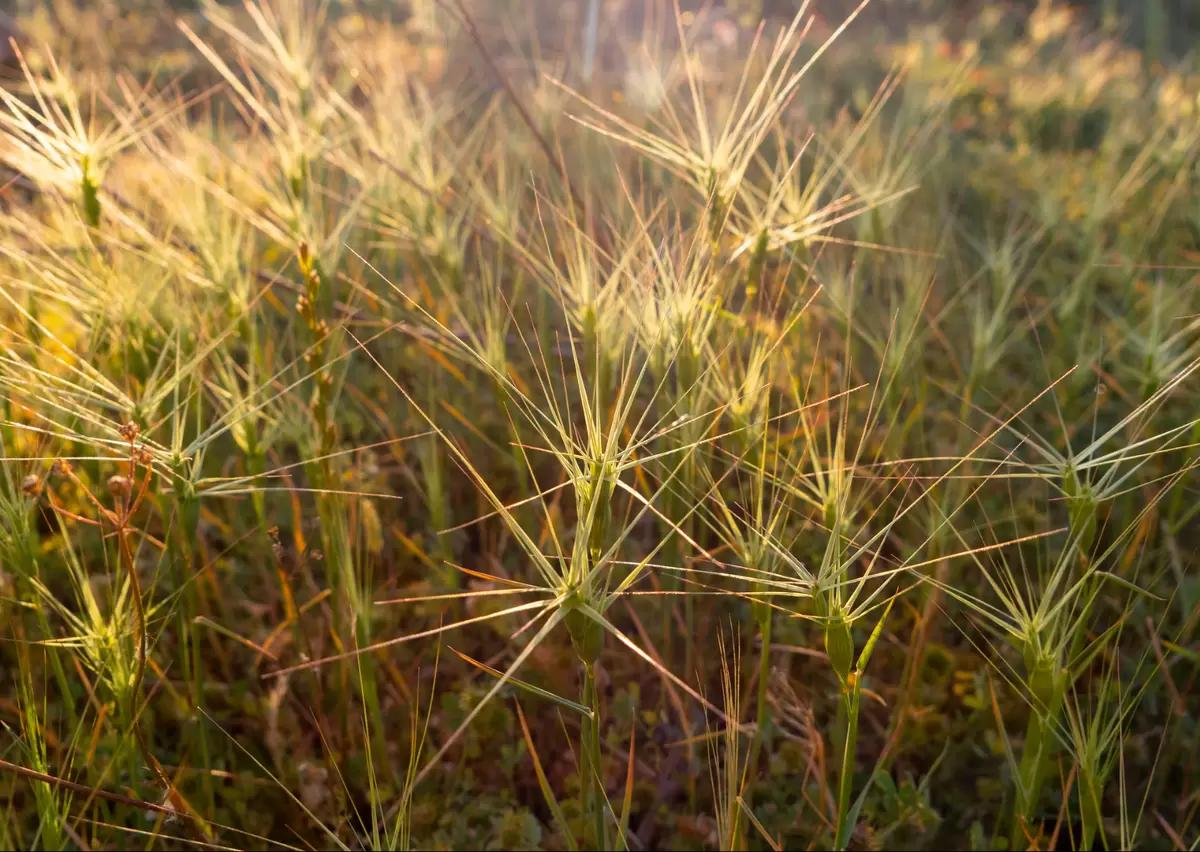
[[0, 1, 1198, 848]]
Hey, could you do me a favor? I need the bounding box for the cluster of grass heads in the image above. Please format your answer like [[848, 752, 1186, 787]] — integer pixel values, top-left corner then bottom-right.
[[0, 0, 1198, 848]]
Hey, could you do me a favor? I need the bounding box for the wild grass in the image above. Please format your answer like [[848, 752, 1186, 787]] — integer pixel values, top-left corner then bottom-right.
[[0, 0, 1198, 849]]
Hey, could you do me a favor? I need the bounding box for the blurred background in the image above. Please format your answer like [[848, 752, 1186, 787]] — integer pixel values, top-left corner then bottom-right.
[[4, 0, 1200, 58]]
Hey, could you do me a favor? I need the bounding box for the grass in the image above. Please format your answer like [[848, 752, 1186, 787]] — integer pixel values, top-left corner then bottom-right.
[[0, 0, 1198, 849]]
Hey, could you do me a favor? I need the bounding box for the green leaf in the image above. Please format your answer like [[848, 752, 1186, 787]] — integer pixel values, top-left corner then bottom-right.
[[449, 647, 593, 717], [856, 597, 895, 672], [514, 701, 577, 852]]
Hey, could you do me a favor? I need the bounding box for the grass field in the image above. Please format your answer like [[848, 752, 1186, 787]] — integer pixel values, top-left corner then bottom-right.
[[1, 1, 1198, 849]]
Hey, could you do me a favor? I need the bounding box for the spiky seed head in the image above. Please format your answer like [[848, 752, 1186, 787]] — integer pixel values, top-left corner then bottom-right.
[[119, 421, 141, 443]]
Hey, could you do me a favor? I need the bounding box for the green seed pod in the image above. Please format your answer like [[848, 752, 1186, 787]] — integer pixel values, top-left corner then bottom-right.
[[1069, 496, 1097, 553], [1021, 637, 1038, 676], [584, 461, 614, 560], [565, 605, 603, 665], [170, 457, 197, 503], [81, 174, 101, 228], [1024, 647, 1059, 710], [580, 304, 597, 341], [80, 153, 101, 228], [1063, 467, 1098, 552], [824, 615, 854, 685]]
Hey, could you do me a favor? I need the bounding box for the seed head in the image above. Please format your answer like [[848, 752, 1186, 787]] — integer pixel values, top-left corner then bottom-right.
[[107, 474, 132, 497], [119, 421, 141, 443], [21, 474, 42, 498]]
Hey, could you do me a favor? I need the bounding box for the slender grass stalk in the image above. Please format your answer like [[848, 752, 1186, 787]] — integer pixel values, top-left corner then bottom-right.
[[831, 600, 892, 851], [167, 451, 216, 811], [579, 659, 606, 850], [296, 241, 387, 748]]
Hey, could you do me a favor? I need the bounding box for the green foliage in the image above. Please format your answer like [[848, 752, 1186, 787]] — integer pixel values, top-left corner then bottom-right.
[[0, 1, 1197, 850]]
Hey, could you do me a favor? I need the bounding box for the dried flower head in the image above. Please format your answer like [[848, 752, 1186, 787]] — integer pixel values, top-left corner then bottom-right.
[[107, 474, 132, 497], [21, 474, 42, 498]]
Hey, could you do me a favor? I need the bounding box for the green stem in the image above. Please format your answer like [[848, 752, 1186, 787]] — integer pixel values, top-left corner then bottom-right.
[[747, 607, 772, 779], [834, 678, 862, 851], [1079, 770, 1105, 851], [170, 469, 215, 812], [580, 661, 606, 850], [1010, 671, 1064, 846], [1012, 710, 1049, 845]]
